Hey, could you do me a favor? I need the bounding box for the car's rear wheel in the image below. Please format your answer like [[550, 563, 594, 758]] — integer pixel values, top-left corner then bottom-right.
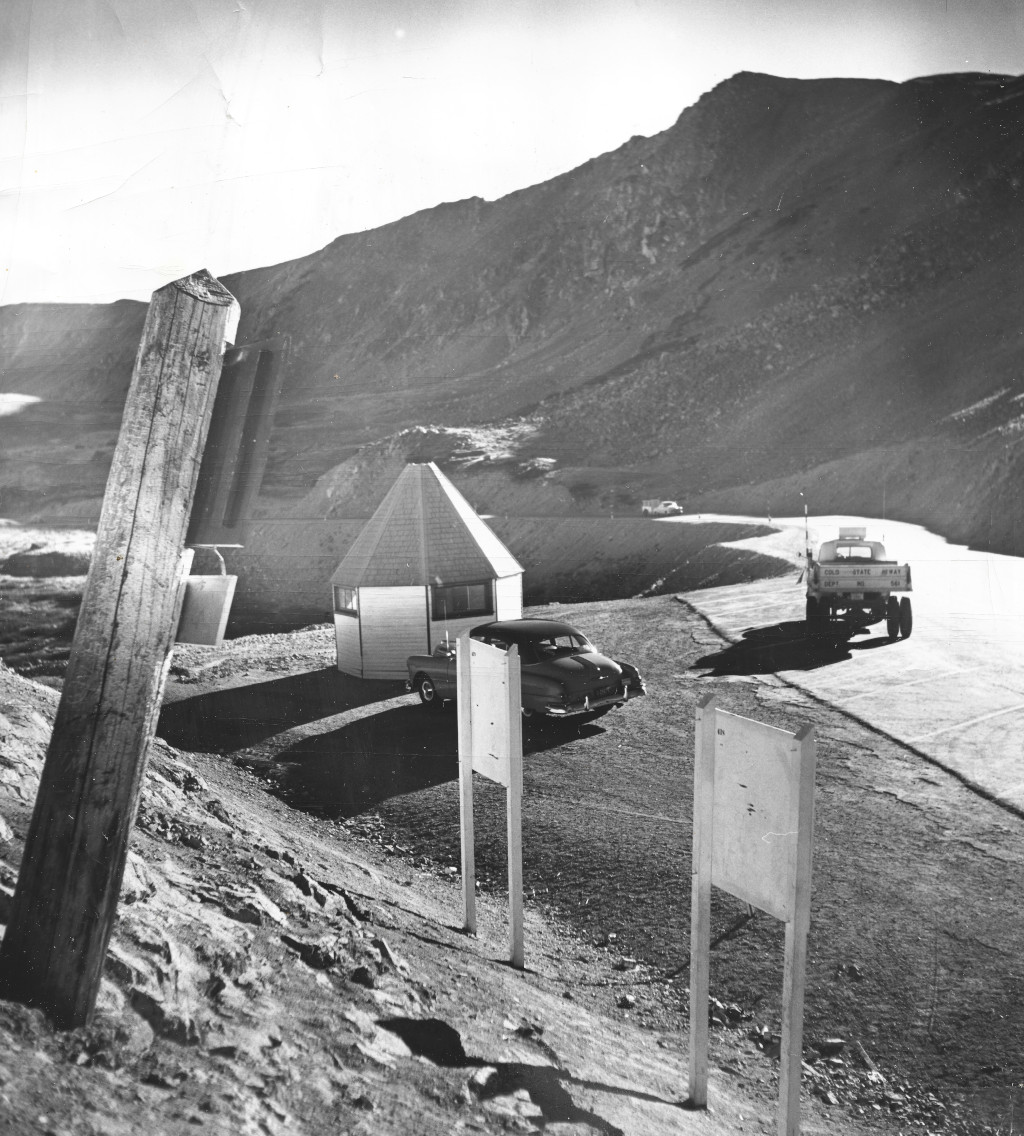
[[414, 674, 443, 709]]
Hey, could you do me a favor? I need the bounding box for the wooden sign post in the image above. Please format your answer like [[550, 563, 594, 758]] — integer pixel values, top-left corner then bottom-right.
[[457, 635, 524, 968], [0, 270, 240, 1028], [688, 694, 816, 1135]]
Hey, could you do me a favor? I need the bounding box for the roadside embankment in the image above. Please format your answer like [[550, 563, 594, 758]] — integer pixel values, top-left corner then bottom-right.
[[218, 516, 790, 633], [1, 516, 790, 673]]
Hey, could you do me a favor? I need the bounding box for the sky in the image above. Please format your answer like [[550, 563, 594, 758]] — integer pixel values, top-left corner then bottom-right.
[[1, 0, 1022, 307]]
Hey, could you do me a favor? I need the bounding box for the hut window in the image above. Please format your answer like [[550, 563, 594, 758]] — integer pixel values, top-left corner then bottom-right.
[[431, 581, 493, 621], [333, 586, 359, 617]]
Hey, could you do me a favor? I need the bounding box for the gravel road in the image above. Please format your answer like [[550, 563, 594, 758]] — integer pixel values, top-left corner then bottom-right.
[[159, 588, 1024, 1134]]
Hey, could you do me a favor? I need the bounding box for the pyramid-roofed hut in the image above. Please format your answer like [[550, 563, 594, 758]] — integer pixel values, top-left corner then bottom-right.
[[330, 462, 523, 678]]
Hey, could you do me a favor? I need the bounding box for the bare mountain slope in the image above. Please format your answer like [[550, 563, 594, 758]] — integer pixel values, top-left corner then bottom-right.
[[1, 70, 1022, 553]]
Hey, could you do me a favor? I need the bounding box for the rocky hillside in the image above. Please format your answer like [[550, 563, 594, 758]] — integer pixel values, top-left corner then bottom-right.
[[1, 70, 1022, 553], [0, 655, 773, 1136]]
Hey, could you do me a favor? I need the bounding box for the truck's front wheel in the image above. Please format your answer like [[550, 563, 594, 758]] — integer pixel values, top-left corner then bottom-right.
[[886, 596, 900, 641]]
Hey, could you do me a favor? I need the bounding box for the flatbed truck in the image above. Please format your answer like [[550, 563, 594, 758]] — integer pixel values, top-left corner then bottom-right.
[[805, 527, 913, 639]]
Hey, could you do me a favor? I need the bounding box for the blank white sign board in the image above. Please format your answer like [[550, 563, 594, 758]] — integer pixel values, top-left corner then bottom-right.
[[711, 710, 802, 922], [464, 639, 514, 788]]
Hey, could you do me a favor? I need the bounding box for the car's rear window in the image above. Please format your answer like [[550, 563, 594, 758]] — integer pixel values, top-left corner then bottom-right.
[[474, 628, 597, 663], [518, 633, 594, 664]]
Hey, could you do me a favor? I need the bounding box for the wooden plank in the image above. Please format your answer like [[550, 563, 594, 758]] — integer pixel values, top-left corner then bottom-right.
[[687, 692, 716, 1106], [457, 635, 477, 933], [0, 270, 239, 1028], [778, 724, 816, 1136], [506, 646, 524, 968]]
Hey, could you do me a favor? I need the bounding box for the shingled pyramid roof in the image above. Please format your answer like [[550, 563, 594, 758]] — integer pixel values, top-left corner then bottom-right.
[[330, 463, 522, 588]]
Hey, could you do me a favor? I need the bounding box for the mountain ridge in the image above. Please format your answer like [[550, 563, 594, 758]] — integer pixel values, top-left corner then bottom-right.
[[1, 69, 1022, 555]]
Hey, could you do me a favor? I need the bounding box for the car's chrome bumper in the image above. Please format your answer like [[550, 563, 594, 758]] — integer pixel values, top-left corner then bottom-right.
[[540, 683, 646, 717]]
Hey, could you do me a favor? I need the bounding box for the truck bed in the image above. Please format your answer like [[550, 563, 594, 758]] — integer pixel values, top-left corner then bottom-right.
[[814, 562, 912, 592]]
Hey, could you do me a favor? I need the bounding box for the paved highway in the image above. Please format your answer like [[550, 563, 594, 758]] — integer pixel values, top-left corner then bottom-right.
[[671, 514, 1024, 813]]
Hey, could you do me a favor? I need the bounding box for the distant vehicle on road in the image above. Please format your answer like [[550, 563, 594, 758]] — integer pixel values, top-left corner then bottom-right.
[[405, 618, 647, 719], [805, 527, 913, 639], [641, 499, 684, 517]]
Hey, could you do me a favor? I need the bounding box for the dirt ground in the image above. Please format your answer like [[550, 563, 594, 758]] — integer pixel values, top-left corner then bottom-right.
[[0, 520, 1020, 1134], [159, 604, 1022, 1134]]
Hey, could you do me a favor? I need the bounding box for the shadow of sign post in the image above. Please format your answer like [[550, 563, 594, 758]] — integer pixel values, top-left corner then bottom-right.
[[457, 635, 525, 969], [688, 693, 816, 1135]]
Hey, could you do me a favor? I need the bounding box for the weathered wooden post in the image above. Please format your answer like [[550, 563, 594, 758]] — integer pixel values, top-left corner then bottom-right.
[[0, 269, 239, 1028]]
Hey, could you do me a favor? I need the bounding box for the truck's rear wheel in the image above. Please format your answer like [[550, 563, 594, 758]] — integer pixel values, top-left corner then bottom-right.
[[886, 596, 901, 641], [899, 597, 913, 640]]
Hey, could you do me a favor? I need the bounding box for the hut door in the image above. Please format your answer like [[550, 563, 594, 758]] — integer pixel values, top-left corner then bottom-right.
[[360, 587, 430, 679]]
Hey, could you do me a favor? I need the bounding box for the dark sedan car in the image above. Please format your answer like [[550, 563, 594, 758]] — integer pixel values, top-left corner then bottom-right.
[[405, 618, 646, 719]]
